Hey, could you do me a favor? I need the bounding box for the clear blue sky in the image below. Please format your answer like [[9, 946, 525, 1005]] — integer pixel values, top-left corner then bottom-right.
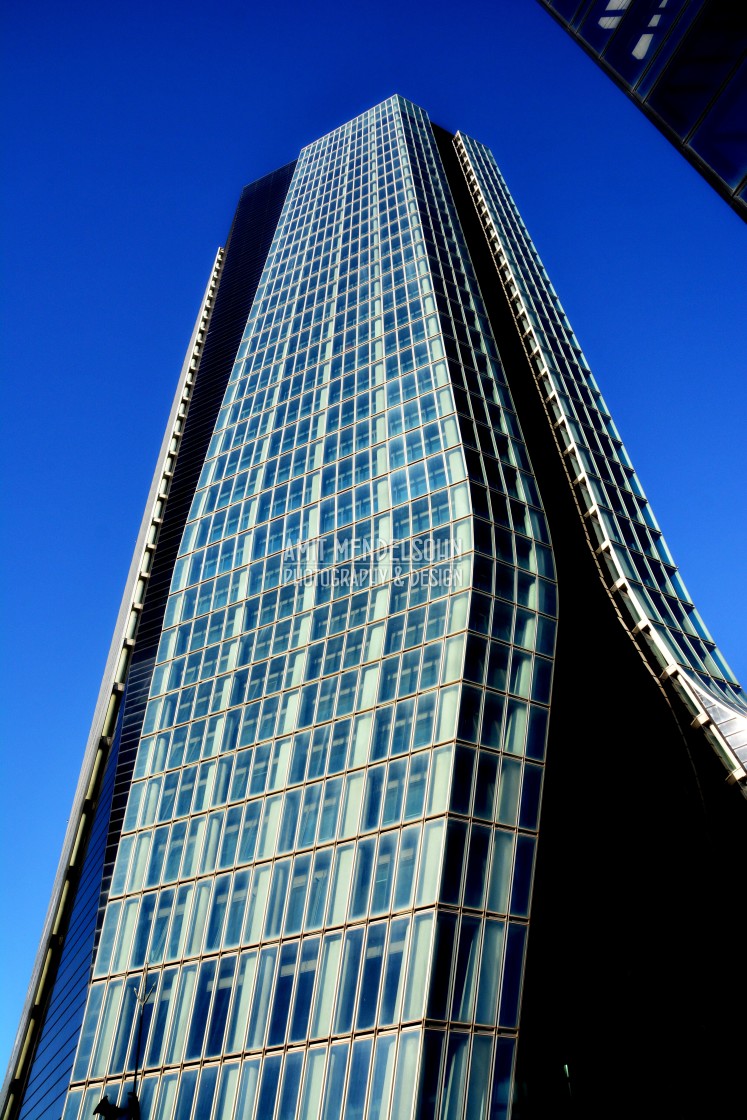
[[1, 0, 744, 1078]]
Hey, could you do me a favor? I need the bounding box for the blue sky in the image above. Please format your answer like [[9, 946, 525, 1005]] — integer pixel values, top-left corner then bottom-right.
[[0, 0, 744, 1078]]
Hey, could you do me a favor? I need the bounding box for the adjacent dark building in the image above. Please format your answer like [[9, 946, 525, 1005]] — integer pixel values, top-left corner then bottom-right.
[[536, 0, 747, 220], [3, 96, 745, 1120]]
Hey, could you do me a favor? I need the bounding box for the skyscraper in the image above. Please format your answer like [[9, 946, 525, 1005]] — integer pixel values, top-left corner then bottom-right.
[[535, 0, 747, 220], [4, 95, 745, 1120]]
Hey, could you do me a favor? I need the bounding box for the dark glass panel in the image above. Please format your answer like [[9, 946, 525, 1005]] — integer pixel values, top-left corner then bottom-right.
[[498, 923, 528, 1029], [645, 10, 747, 138], [356, 924, 387, 1030], [688, 62, 747, 188], [427, 913, 457, 1020]]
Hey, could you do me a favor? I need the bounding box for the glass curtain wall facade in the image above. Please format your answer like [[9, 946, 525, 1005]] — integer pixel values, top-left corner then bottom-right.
[[535, 0, 747, 220], [49, 97, 556, 1120], [5, 95, 745, 1120]]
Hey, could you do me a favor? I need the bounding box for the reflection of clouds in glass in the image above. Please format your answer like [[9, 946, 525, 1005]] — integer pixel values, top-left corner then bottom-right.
[[597, 0, 669, 59], [632, 1, 668, 60], [599, 0, 631, 31]]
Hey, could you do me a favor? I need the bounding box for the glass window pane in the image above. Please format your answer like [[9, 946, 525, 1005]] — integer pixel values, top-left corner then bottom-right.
[[310, 933, 342, 1037], [109, 975, 139, 1074], [206, 955, 237, 1057], [356, 923, 387, 1030], [247, 946, 278, 1049], [350, 838, 376, 918], [498, 923, 528, 1030], [496, 759, 521, 827], [298, 1048, 326, 1120], [94, 901, 122, 977], [61, 1090, 83, 1120], [390, 1029, 420, 1120], [185, 881, 211, 955], [185, 958, 216, 1060], [214, 1064, 240, 1120], [451, 917, 480, 1021], [72, 983, 105, 1081], [366, 1034, 397, 1120], [379, 917, 410, 1025], [334, 927, 364, 1033], [277, 1050, 304, 1120], [475, 919, 505, 1025], [153, 1072, 178, 1120], [320, 1041, 349, 1120], [165, 963, 197, 1064], [243, 865, 271, 944], [111, 898, 139, 973], [253, 1054, 280, 1120], [167, 884, 194, 960], [306, 850, 332, 929], [327, 845, 354, 924], [146, 968, 178, 1066], [89, 978, 124, 1077], [463, 1034, 492, 1115], [268, 942, 299, 1046], [416, 820, 445, 906], [343, 1037, 373, 1120], [290, 938, 320, 1043], [173, 1067, 199, 1120], [402, 912, 434, 1020], [441, 1033, 469, 1120], [225, 952, 257, 1052]]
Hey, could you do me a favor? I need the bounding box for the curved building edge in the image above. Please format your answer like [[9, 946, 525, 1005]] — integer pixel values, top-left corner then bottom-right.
[[452, 129, 747, 797]]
